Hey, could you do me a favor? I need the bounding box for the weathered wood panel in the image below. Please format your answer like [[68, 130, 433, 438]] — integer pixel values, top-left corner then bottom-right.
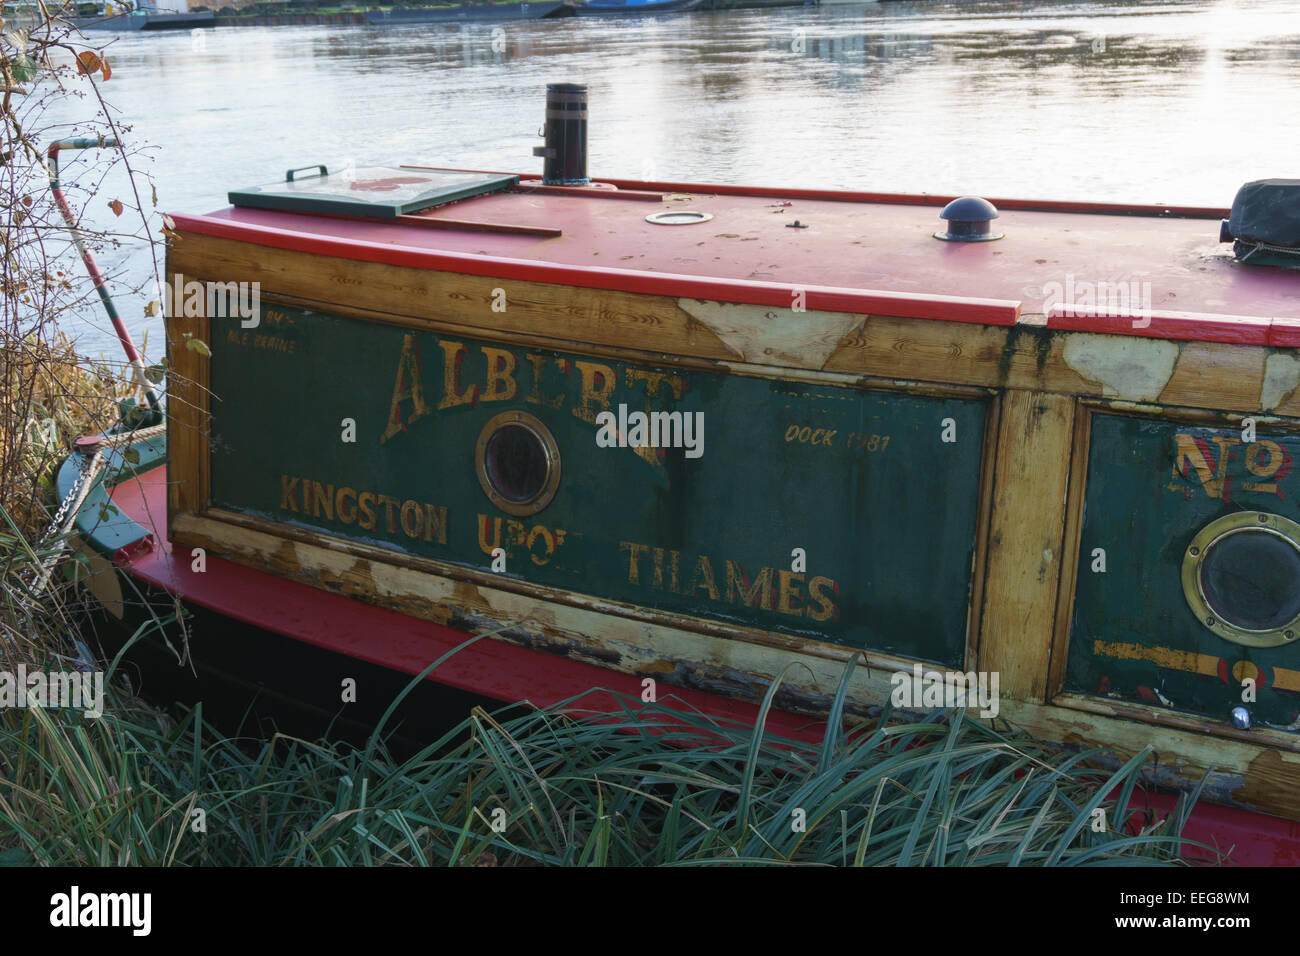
[[977, 391, 1075, 703]]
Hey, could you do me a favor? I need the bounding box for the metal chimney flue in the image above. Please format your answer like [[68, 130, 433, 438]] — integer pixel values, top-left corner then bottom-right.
[[534, 83, 589, 186]]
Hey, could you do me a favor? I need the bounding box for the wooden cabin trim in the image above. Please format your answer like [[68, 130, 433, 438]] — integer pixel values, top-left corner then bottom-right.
[[1046, 398, 1095, 700], [964, 395, 1001, 673], [975, 391, 1075, 703], [170, 509, 915, 707], [170, 231, 1300, 415], [1000, 696, 1300, 821], [168, 217, 1021, 328], [163, 290, 210, 526]]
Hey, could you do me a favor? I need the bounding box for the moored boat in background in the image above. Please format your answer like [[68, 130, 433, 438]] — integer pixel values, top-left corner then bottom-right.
[[361, 2, 575, 24], [68, 2, 216, 30]]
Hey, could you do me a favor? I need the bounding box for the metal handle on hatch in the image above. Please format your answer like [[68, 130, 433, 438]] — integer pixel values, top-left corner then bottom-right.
[[285, 165, 328, 182]]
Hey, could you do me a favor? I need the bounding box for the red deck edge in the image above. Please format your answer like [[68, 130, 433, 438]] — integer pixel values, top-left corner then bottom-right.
[[108, 466, 1300, 865], [1269, 317, 1300, 348], [403, 166, 1231, 219], [1047, 306, 1274, 346], [181, 204, 1298, 347], [170, 212, 1021, 327]]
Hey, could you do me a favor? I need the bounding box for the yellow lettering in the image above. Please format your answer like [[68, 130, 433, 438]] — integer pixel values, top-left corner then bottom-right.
[[1243, 440, 1285, 495], [806, 576, 838, 623], [382, 334, 431, 443], [423, 504, 448, 544], [280, 475, 300, 512], [477, 514, 502, 555], [336, 487, 358, 523], [311, 481, 334, 521], [481, 346, 518, 403], [626, 367, 684, 401], [400, 500, 423, 538], [687, 554, 719, 602], [528, 525, 556, 566], [357, 492, 377, 531], [777, 570, 805, 617], [726, 561, 773, 611], [621, 541, 649, 584], [525, 354, 565, 408], [437, 340, 478, 411], [573, 360, 616, 425]]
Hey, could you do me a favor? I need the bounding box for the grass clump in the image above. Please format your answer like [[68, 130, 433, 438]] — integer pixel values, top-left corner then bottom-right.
[[0, 660, 1215, 866]]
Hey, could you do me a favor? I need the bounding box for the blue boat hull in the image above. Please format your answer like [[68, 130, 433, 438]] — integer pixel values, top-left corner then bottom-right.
[[362, 3, 575, 23], [577, 0, 703, 14]]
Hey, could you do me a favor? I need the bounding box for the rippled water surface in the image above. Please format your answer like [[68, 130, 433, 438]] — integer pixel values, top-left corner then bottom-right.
[[40, 0, 1300, 351]]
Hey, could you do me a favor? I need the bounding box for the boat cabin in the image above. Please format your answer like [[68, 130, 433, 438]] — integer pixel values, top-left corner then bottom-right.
[[163, 86, 1300, 824]]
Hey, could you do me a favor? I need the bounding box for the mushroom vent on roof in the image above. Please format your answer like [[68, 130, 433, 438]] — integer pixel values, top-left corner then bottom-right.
[[934, 196, 1004, 242]]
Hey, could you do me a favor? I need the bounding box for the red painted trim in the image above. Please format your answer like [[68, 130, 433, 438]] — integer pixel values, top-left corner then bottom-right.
[[170, 211, 1020, 327], [1269, 317, 1300, 348], [1141, 790, 1300, 867], [404, 166, 1230, 219], [1047, 306, 1273, 346]]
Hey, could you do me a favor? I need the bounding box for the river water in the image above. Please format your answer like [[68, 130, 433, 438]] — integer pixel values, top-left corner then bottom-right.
[[40, 0, 1300, 355]]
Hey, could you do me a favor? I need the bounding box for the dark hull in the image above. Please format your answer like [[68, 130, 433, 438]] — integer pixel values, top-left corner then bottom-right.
[[90, 585, 502, 753], [577, 0, 703, 15], [362, 3, 575, 23], [71, 10, 216, 30]]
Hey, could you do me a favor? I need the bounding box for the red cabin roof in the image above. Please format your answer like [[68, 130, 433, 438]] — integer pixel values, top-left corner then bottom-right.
[[174, 170, 1300, 345]]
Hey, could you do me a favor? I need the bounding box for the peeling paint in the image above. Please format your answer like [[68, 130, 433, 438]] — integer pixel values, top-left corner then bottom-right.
[[676, 298, 864, 369], [1061, 333, 1179, 401], [1262, 352, 1300, 412]]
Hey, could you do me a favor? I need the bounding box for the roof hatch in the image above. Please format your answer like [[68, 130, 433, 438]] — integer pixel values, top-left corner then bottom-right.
[[228, 166, 518, 219]]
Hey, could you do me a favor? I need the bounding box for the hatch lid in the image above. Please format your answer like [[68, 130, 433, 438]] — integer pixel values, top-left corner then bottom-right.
[[228, 166, 519, 219]]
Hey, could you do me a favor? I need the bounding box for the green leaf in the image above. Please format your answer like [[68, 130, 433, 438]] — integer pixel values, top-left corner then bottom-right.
[[10, 53, 34, 84], [184, 338, 211, 357]]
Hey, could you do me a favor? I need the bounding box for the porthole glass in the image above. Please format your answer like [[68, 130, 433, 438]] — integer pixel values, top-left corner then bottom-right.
[[1182, 512, 1300, 648], [475, 411, 560, 516]]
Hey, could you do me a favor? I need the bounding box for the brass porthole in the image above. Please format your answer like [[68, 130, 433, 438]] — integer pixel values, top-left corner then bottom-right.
[[475, 411, 561, 517], [1181, 511, 1300, 648]]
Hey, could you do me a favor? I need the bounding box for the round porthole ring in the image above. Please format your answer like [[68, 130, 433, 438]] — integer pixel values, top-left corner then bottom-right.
[[474, 410, 561, 517], [1181, 511, 1300, 649], [645, 210, 713, 225]]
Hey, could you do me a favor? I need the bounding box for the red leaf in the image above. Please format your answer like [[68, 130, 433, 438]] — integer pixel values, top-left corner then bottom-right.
[[76, 51, 101, 75], [108, 199, 123, 217], [101, 58, 111, 81]]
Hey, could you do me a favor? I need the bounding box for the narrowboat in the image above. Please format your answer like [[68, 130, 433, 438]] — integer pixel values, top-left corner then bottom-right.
[[69, 4, 216, 30], [64, 85, 1300, 863]]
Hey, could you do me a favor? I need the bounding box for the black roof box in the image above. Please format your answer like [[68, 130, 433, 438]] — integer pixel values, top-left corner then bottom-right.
[[1223, 179, 1300, 249]]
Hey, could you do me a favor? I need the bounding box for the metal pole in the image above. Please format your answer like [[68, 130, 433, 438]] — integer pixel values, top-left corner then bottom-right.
[[46, 137, 162, 412]]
